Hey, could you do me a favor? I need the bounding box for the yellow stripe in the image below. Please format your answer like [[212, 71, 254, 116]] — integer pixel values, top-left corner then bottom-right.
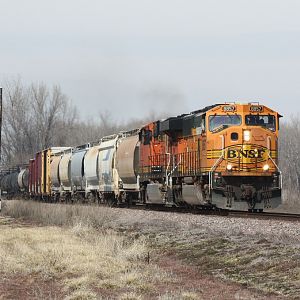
[[207, 149, 222, 159]]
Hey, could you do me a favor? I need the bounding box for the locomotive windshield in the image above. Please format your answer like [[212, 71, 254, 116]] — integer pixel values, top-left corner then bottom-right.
[[209, 115, 241, 132], [245, 115, 276, 131]]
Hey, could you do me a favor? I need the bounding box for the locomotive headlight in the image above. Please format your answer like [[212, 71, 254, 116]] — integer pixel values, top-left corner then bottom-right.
[[263, 164, 270, 171], [226, 164, 233, 171], [243, 130, 251, 142]]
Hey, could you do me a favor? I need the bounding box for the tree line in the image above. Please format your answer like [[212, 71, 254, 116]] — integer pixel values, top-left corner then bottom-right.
[[279, 120, 300, 204], [1, 79, 160, 166], [0, 79, 297, 204]]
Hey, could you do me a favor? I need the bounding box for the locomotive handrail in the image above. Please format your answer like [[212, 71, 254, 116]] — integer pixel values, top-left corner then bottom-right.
[[167, 157, 182, 178], [267, 136, 282, 189], [165, 153, 171, 186], [208, 135, 225, 194], [208, 155, 224, 194]]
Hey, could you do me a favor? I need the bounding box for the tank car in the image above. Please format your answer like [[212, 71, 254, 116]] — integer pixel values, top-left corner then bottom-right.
[[0, 166, 29, 197]]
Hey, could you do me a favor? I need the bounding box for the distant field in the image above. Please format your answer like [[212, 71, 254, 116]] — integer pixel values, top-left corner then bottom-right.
[[1, 200, 299, 299]]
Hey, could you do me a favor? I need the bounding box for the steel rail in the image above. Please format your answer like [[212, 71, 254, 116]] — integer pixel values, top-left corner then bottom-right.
[[3, 197, 300, 221], [227, 210, 300, 220]]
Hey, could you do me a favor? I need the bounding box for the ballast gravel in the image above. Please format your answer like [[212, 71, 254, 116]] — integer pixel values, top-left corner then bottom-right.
[[105, 207, 300, 246]]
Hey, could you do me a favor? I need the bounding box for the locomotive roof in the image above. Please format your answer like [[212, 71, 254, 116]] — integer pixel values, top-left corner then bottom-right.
[[158, 102, 281, 128], [192, 102, 281, 116], [190, 104, 222, 115]]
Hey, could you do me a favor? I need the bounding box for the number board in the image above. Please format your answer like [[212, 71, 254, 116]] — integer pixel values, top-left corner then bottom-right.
[[222, 105, 236, 112], [250, 105, 263, 112]]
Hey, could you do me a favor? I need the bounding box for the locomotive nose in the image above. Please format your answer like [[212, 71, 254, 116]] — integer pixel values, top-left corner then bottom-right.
[[221, 126, 272, 173]]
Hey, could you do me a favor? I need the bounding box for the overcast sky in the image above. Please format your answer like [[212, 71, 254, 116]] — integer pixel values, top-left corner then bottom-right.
[[0, 0, 300, 122]]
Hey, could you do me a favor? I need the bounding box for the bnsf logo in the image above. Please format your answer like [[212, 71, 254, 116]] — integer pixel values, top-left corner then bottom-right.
[[225, 145, 268, 164], [227, 149, 265, 159]]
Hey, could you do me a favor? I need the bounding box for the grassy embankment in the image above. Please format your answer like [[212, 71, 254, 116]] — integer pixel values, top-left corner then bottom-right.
[[1, 200, 300, 299], [0, 200, 200, 300]]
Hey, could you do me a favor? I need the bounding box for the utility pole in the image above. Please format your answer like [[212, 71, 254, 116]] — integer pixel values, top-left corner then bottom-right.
[[0, 87, 2, 162], [0, 87, 2, 209]]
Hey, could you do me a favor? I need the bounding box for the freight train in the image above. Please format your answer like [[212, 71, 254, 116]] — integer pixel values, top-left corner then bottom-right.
[[0, 103, 282, 211]]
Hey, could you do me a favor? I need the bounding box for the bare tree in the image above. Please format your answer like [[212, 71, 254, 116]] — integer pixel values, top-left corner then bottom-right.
[[1, 80, 78, 166], [279, 117, 300, 205], [1, 78, 32, 164]]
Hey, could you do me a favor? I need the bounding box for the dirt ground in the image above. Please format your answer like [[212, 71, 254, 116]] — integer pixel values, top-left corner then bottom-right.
[[0, 260, 277, 300]]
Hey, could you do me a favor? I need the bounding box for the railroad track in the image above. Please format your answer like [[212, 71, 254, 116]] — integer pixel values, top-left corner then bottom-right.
[[227, 210, 300, 220], [3, 198, 300, 222], [129, 203, 300, 221]]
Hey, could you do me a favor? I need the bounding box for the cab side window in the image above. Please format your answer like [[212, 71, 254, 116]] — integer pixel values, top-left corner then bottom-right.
[[201, 115, 206, 132], [193, 114, 206, 134]]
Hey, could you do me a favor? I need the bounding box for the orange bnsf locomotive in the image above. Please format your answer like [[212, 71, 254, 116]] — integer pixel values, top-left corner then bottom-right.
[[138, 102, 281, 211], [0, 103, 282, 212]]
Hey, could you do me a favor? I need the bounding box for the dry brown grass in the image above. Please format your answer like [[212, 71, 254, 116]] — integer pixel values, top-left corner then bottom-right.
[[0, 222, 160, 299], [2, 200, 116, 228], [2, 199, 289, 299], [0, 200, 210, 299], [0, 201, 180, 299], [158, 291, 201, 300]]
